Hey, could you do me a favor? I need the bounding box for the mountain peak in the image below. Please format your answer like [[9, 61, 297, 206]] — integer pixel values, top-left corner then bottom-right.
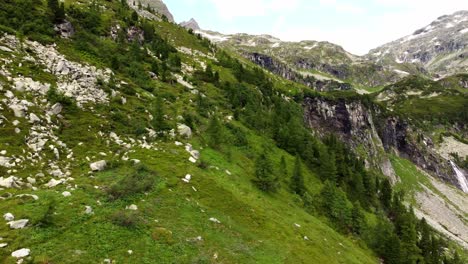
[[180, 18, 201, 31]]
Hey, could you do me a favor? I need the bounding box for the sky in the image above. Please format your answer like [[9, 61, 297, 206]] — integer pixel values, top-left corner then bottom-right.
[[164, 0, 467, 55]]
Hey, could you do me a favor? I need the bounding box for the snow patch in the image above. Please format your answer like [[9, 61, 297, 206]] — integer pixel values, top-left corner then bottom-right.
[[195, 31, 229, 42]]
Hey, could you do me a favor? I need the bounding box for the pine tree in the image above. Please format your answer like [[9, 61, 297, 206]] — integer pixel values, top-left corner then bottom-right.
[[290, 155, 305, 196], [380, 178, 392, 210], [351, 201, 365, 235], [320, 149, 337, 181], [47, 0, 65, 23], [253, 151, 278, 192], [206, 115, 223, 149], [279, 156, 287, 177], [151, 97, 169, 132]]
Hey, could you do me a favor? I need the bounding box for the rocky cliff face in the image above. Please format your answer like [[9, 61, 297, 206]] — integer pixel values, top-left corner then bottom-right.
[[303, 97, 462, 189], [367, 10, 468, 78], [245, 52, 352, 92]]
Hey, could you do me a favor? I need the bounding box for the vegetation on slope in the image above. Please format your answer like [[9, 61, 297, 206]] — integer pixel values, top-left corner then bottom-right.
[[0, 0, 466, 263]]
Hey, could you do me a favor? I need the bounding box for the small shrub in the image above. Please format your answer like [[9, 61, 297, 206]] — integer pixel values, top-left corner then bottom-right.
[[106, 164, 157, 200], [110, 210, 140, 228]]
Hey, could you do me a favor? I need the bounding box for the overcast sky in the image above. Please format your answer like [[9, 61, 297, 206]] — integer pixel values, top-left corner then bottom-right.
[[164, 0, 467, 55]]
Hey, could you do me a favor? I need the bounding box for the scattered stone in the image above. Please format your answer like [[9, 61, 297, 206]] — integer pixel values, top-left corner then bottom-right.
[[29, 113, 40, 123], [15, 194, 39, 200], [62, 191, 71, 197], [182, 174, 191, 183], [26, 177, 36, 184], [3, 212, 14, 221], [126, 204, 138, 210], [177, 124, 192, 138], [209, 217, 221, 224], [90, 160, 106, 172], [45, 178, 63, 188], [0, 176, 22, 188], [84, 206, 93, 215], [190, 150, 200, 160], [49, 103, 63, 115], [7, 219, 28, 229], [11, 248, 30, 258]]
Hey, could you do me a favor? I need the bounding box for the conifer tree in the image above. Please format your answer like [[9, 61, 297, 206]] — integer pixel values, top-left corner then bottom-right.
[[290, 155, 305, 196], [206, 115, 223, 149], [253, 151, 278, 192]]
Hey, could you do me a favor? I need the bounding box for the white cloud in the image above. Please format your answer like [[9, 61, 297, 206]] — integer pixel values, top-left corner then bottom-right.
[[209, 0, 301, 20]]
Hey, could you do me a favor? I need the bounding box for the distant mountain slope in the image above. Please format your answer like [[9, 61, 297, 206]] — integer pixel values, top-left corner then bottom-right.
[[367, 10, 468, 78], [195, 30, 426, 91]]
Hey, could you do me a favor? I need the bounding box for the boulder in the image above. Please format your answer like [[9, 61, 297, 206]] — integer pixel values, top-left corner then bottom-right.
[[0, 176, 22, 188], [45, 178, 63, 188], [177, 124, 192, 138], [3, 213, 14, 221], [84, 206, 93, 215], [182, 174, 191, 183], [29, 113, 40, 123], [11, 248, 30, 258], [126, 204, 138, 210], [49, 103, 63, 115], [9, 104, 25, 118], [90, 160, 107, 172], [7, 219, 28, 229], [54, 20, 75, 38]]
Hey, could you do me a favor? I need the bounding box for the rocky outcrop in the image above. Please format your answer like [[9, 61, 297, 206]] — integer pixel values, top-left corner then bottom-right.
[[303, 97, 463, 189], [54, 20, 75, 38], [303, 97, 398, 183], [245, 52, 352, 92]]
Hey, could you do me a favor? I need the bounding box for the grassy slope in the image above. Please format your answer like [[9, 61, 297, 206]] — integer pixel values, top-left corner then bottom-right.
[[0, 2, 377, 263]]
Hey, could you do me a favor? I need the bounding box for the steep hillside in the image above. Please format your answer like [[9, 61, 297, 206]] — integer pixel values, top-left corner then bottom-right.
[[0, 1, 466, 263], [368, 10, 468, 78]]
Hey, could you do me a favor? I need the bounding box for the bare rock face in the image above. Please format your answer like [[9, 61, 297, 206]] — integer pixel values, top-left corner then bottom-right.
[[303, 97, 462, 189]]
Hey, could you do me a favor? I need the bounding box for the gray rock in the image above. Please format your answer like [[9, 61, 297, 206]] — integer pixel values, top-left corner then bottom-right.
[[3, 213, 14, 221], [7, 219, 28, 229], [9, 104, 26, 118], [177, 124, 192, 138], [49, 103, 63, 115], [90, 160, 107, 171], [11, 248, 30, 258], [54, 20, 75, 38]]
